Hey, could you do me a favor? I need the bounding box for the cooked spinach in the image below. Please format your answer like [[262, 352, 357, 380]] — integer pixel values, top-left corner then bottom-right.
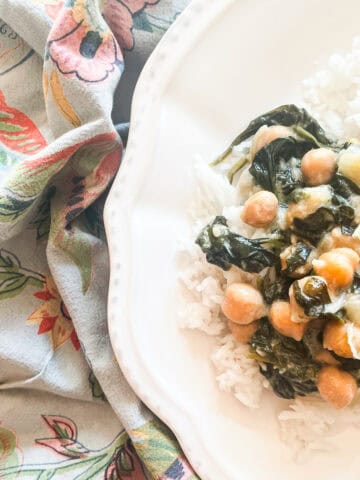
[[331, 173, 360, 199], [249, 137, 308, 201], [276, 164, 303, 197], [302, 322, 325, 360], [294, 276, 346, 321], [213, 104, 337, 164], [292, 192, 355, 244], [259, 364, 296, 399], [332, 193, 355, 224], [341, 225, 356, 235], [293, 277, 335, 318], [196, 216, 279, 273], [351, 273, 360, 293], [250, 319, 319, 399], [260, 267, 292, 304], [292, 208, 336, 243], [282, 242, 313, 276]]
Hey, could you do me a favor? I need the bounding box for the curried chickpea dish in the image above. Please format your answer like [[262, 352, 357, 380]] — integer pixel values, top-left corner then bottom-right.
[[196, 104, 360, 409]]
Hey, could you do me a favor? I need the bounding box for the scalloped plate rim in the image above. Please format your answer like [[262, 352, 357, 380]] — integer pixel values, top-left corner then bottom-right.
[[104, 1, 235, 479]]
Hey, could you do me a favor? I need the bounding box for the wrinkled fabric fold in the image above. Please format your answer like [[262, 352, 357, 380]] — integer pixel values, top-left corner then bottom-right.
[[0, 0, 198, 478]]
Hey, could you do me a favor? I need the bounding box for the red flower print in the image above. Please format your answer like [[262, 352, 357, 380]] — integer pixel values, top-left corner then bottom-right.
[[47, 1, 123, 83], [28, 276, 80, 351], [103, 0, 159, 51], [0, 90, 47, 154]]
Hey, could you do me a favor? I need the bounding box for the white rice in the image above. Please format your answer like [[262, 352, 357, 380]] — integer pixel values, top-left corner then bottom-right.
[[179, 36, 360, 456], [303, 36, 360, 139], [211, 335, 267, 408]]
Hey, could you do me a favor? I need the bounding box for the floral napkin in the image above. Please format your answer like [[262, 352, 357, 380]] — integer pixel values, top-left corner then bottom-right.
[[0, 1, 199, 479]]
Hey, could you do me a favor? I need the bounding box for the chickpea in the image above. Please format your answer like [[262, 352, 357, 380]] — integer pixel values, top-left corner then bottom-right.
[[331, 247, 360, 270], [228, 320, 259, 343], [269, 301, 307, 341], [320, 227, 360, 256], [301, 148, 337, 186], [241, 191, 278, 228], [250, 125, 292, 160], [288, 281, 311, 323], [315, 349, 340, 366], [317, 366, 357, 408], [313, 251, 355, 289], [323, 319, 353, 358], [222, 283, 265, 325]]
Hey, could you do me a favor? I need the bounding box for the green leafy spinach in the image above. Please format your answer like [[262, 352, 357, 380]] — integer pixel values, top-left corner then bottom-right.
[[259, 267, 292, 304], [196, 216, 279, 273], [214, 104, 338, 164], [331, 173, 360, 199], [248, 137, 309, 201], [250, 319, 320, 399], [291, 191, 355, 244], [282, 242, 313, 276]]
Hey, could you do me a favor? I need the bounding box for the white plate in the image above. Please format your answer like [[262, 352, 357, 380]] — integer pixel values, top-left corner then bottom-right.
[[105, 1, 360, 479]]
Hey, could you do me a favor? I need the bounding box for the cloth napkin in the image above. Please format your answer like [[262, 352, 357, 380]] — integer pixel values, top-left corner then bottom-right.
[[0, 1, 200, 479]]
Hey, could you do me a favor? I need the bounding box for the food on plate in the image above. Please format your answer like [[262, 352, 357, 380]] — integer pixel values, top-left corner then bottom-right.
[[301, 148, 337, 186], [317, 366, 357, 409], [269, 300, 307, 341], [195, 104, 360, 408], [228, 320, 259, 343], [241, 191, 279, 227], [221, 283, 265, 325]]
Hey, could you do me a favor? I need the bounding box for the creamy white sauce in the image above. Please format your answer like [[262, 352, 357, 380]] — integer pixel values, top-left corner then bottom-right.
[[288, 185, 332, 221]]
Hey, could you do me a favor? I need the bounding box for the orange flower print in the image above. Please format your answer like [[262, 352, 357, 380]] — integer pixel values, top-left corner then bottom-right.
[[103, 0, 160, 51], [47, 0, 123, 83], [28, 276, 80, 351]]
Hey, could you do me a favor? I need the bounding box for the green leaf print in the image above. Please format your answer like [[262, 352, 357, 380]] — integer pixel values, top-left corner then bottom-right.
[[119, 447, 133, 472], [0, 147, 23, 171], [0, 416, 146, 480], [0, 249, 44, 300], [89, 371, 106, 401], [30, 186, 56, 240], [0, 150, 6, 164], [0, 110, 14, 119], [0, 425, 20, 470], [134, 11, 181, 34], [0, 191, 34, 220], [131, 420, 199, 479], [37, 470, 56, 479], [0, 121, 24, 133], [133, 11, 153, 32], [53, 223, 92, 293]]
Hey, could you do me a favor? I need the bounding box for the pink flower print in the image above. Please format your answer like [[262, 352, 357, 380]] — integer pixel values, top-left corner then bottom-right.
[[103, 0, 159, 51], [45, 1, 65, 20], [36, 415, 89, 459], [47, 7, 123, 83]]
